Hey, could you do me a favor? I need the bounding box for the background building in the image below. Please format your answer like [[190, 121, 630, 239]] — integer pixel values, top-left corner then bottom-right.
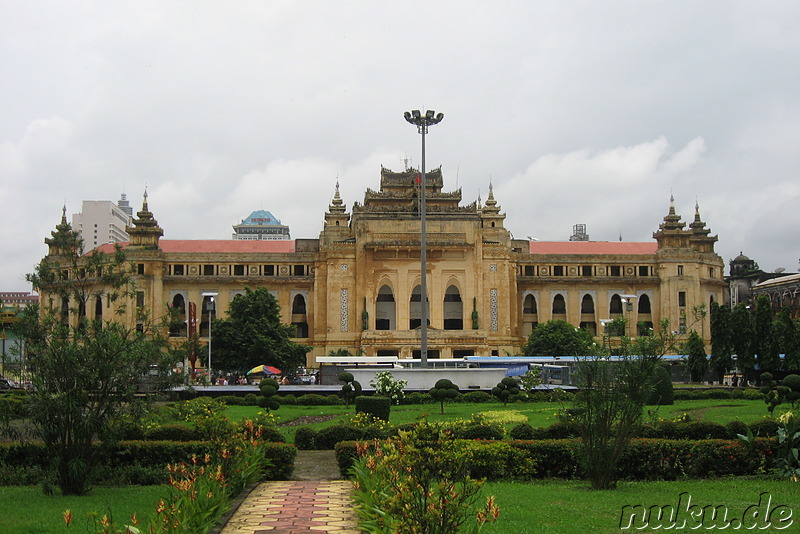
[[40, 167, 726, 367], [232, 210, 291, 240], [71, 194, 133, 250]]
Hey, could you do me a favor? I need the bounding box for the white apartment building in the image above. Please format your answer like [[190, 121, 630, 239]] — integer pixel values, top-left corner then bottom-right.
[[72, 194, 133, 251]]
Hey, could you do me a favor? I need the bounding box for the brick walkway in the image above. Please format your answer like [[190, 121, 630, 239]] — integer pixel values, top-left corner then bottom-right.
[[219, 480, 360, 534]]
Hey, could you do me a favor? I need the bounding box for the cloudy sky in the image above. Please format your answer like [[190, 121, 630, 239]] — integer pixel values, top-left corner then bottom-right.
[[2, 1, 799, 292]]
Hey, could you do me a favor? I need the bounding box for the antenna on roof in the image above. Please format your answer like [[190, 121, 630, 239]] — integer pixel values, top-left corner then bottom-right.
[[456, 163, 460, 188]]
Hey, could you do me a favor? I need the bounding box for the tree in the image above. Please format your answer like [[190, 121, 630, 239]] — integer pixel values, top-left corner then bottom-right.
[[709, 302, 733, 384], [730, 303, 755, 382], [211, 287, 310, 373], [21, 219, 178, 495], [573, 351, 661, 489], [491, 377, 520, 406], [774, 308, 800, 371], [338, 372, 362, 408], [523, 320, 595, 357], [754, 295, 779, 371], [684, 331, 708, 382], [429, 379, 460, 414], [258, 377, 281, 411]]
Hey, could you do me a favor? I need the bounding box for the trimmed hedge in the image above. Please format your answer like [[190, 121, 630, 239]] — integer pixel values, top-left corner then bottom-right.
[[142, 424, 203, 441], [335, 437, 777, 480], [355, 396, 391, 421], [0, 440, 296, 482], [672, 388, 762, 401]]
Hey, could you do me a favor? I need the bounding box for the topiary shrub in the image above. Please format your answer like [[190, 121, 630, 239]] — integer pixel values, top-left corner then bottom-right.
[[429, 379, 460, 414], [647, 365, 674, 405], [294, 427, 318, 450], [355, 396, 391, 421], [782, 374, 800, 407], [315, 424, 366, 450], [491, 377, 520, 406], [339, 372, 362, 408], [258, 378, 281, 411]]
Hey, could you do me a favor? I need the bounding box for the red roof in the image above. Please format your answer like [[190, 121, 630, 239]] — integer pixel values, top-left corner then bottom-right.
[[93, 240, 296, 254], [528, 241, 657, 255]]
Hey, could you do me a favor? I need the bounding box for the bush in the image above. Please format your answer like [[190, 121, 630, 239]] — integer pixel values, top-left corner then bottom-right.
[[726, 420, 749, 439], [509, 423, 536, 440], [143, 424, 203, 441], [455, 423, 504, 441], [278, 393, 297, 405], [647, 365, 674, 405], [336, 437, 778, 481], [541, 421, 580, 439], [243, 393, 260, 406], [749, 419, 780, 437], [216, 395, 245, 406], [296, 394, 343, 406], [460, 391, 495, 404], [294, 427, 318, 450], [402, 392, 434, 405], [315, 424, 366, 449], [679, 421, 729, 440], [355, 396, 391, 421]]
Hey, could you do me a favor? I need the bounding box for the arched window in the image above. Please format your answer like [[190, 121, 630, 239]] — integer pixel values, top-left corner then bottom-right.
[[638, 294, 652, 314], [375, 285, 396, 330], [581, 294, 595, 314], [443, 285, 463, 330], [410, 285, 427, 329], [523, 294, 537, 314], [94, 296, 103, 322], [552, 294, 566, 315], [610, 294, 623, 314], [170, 294, 186, 337], [292, 294, 307, 314]]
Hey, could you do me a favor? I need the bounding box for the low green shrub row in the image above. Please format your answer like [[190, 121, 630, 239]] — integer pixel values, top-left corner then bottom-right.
[[296, 417, 506, 450], [335, 437, 777, 480], [0, 440, 296, 483], [672, 388, 762, 401], [508, 418, 779, 441], [210, 389, 571, 407]]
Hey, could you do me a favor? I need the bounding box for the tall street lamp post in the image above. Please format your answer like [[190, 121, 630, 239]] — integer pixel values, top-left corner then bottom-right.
[[404, 109, 444, 368], [201, 292, 218, 383]]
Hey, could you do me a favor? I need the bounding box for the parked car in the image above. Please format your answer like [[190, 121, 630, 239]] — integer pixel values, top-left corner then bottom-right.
[[0, 378, 22, 390]]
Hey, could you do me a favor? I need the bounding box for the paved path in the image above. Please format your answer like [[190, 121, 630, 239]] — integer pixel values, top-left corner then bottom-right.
[[220, 451, 360, 534]]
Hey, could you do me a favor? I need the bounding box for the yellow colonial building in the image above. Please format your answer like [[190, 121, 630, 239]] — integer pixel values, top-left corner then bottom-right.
[[41, 167, 726, 366]]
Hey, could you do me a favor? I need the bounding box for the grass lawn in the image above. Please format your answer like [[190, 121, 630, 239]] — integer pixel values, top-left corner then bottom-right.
[[0, 485, 165, 534], [223, 399, 773, 443], [483, 478, 800, 533]]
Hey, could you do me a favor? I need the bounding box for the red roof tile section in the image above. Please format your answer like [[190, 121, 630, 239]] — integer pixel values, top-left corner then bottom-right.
[[93, 240, 296, 254], [529, 241, 657, 255]]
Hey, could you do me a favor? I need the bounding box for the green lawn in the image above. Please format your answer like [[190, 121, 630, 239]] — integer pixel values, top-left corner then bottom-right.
[[224, 399, 774, 443], [483, 478, 800, 533], [0, 485, 164, 534]]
